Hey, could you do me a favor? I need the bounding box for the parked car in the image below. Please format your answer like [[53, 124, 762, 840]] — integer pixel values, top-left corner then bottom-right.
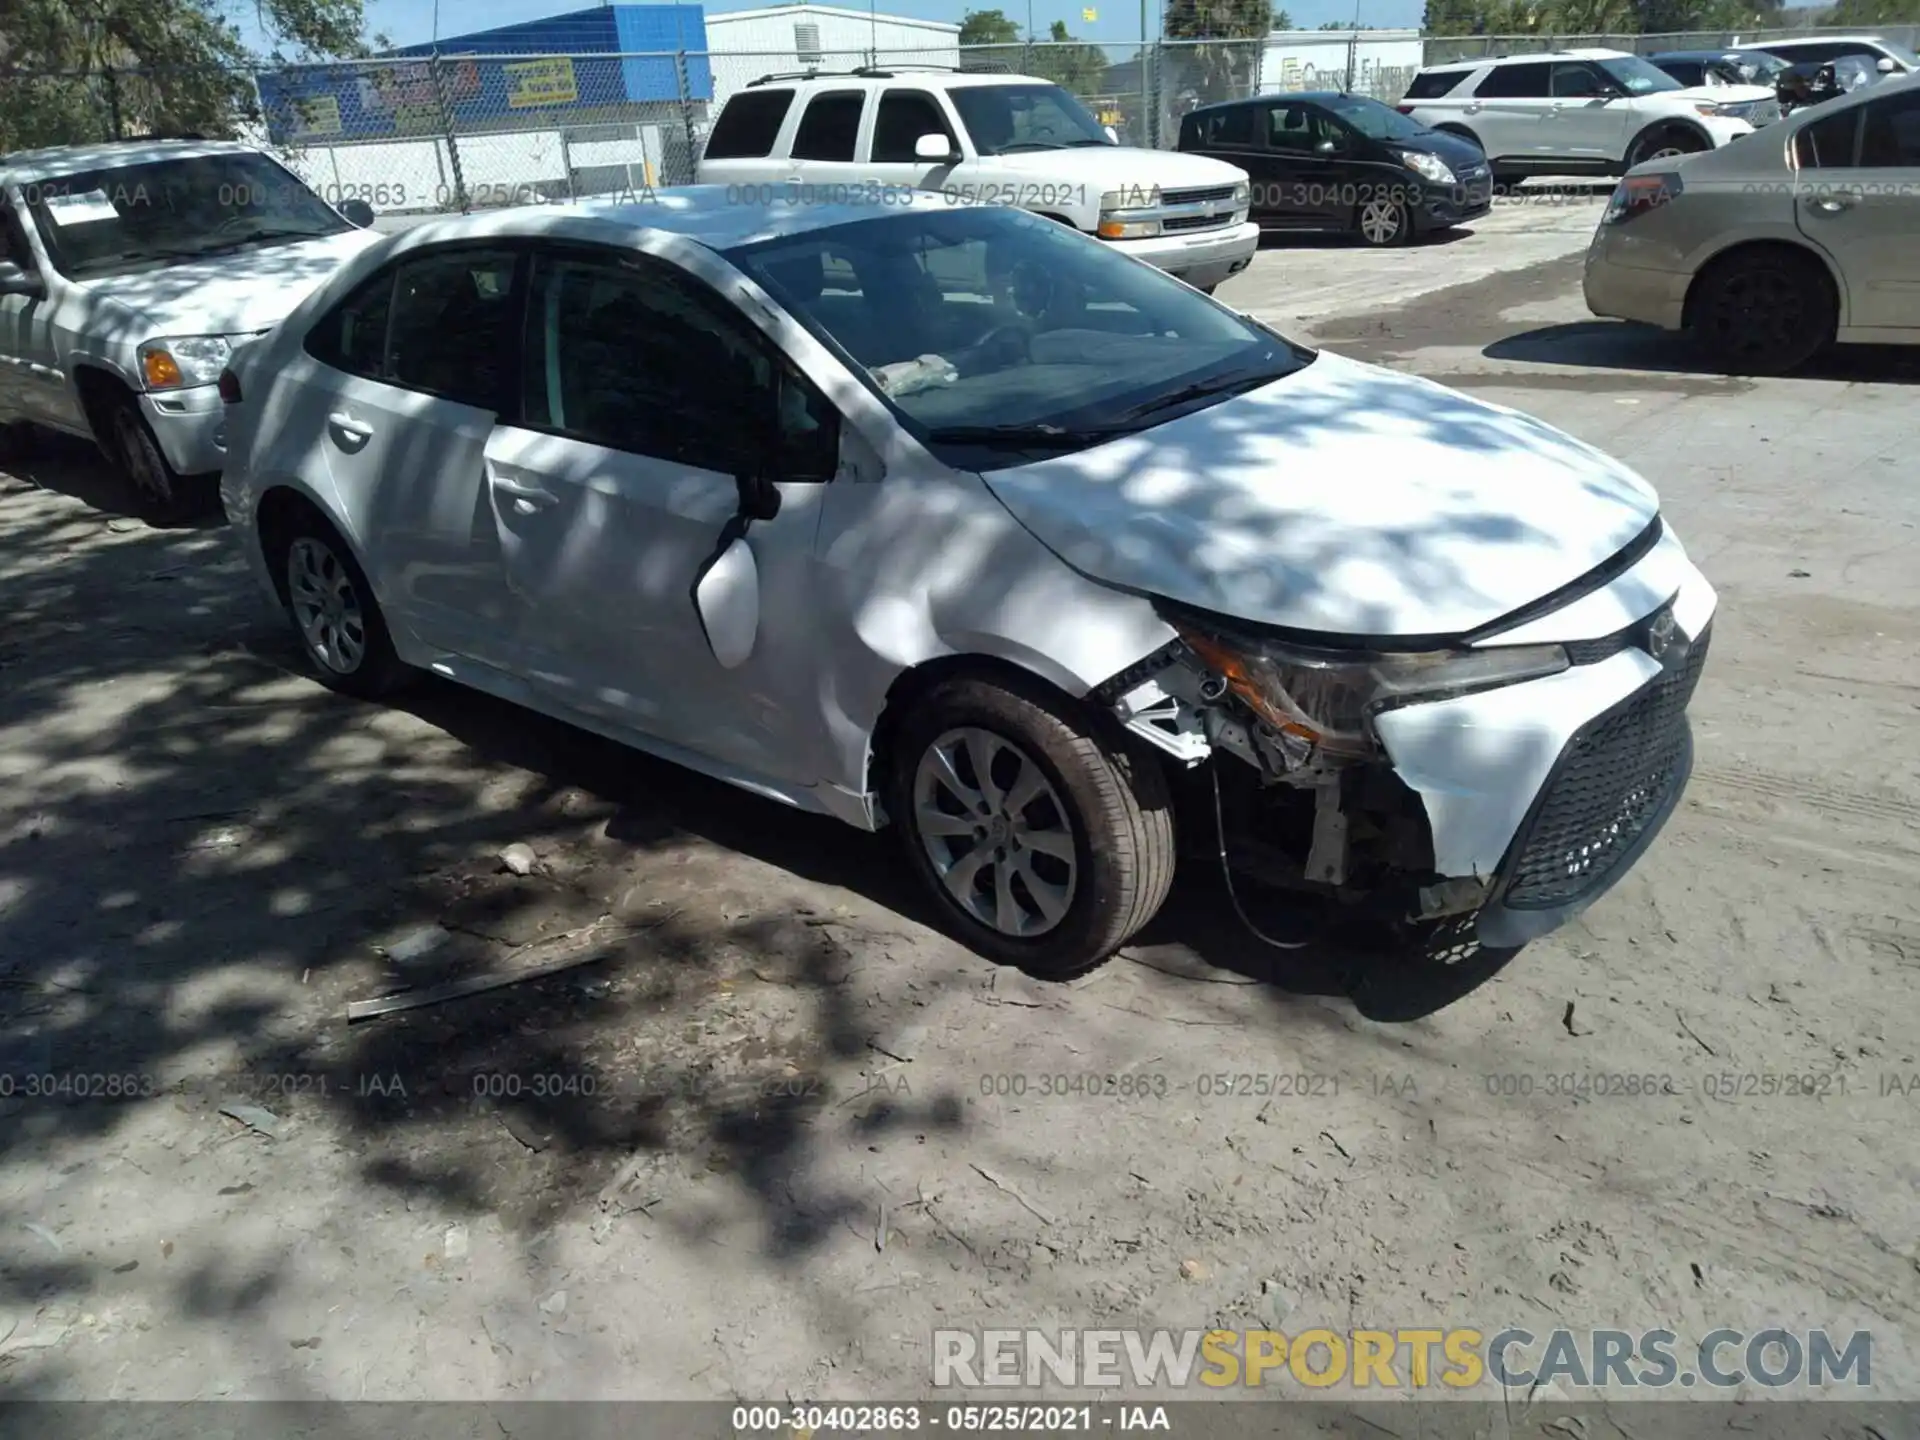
[[1645, 48, 1790, 93], [0, 138, 382, 520], [1177, 91, 1493, 247], [1748, 33, 1918, 76], [1399, 49, 1775, 184], [1584, 71, 1920, 373], [1777, 55, 1896, 115], [219, 187, 1718, 1017], [695, 68, 1258, 293]]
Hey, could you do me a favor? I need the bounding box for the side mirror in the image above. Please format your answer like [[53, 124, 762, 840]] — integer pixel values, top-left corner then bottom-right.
[[1877, 56, 1897, 73], [0, 261, 44, 300], [338, 198, 376, 228], [734, 471, 783, 522], [1315, 138, 1340, 155], [914, 132, 955, 160], [1103, 124, 1119, 143]]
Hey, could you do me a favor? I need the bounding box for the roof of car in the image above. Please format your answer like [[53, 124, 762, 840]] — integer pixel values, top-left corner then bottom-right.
[[1647, 48, 1772, 61], [1187, 90, 1358, 113], [746, 67, 1059, 90], [391, 185, 958, 253], [1420, 47, 1629, 71], [0, 136, 257, 182], [1759, 33, 1890, 44]]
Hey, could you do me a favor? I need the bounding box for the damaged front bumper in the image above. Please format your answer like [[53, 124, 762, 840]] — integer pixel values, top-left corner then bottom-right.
[[1103, 522, 1718, 949]]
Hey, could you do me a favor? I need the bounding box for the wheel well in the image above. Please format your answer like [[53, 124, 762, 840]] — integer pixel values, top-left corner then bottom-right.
[[1682, 239, 1838, 330], [863, 653, 1101, 826], [70, 365, 130, 440], [255, 486, 334, 602], [1628, 119, 1710, 162], [1433, 123, 1481, 147]]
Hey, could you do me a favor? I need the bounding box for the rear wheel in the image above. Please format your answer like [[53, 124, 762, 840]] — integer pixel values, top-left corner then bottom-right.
[[1690, 248, 1835, 375], [890, 672, 1175, 978], [274, 510, 408, 699]]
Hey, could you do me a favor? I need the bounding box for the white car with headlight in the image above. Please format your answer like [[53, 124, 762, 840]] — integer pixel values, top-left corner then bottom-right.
[[217, 188, 1717, 1018], [0, 138, 381, 520]]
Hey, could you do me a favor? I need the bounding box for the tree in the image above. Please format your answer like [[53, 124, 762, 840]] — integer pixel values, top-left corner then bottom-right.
[[1823, 0, 1920, 20], [959, 8, 1022, 45], [1029, 19, 1111, 95], [1, 0, 371, 151], [1162, 0, 1275, 110]]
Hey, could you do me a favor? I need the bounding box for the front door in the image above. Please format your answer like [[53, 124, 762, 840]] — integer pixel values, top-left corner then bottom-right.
[[0, 195, 78, 431], [863, 87, 965, 194], [1258, 101, 1350, 227], [299, 243, 527, 668], [1546, 60, 1633, 162], [1796, 87, 1920, 331], [485, 245, 837, 780]]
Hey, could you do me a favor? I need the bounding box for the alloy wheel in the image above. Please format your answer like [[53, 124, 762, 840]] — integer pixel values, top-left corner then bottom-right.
[[912, 726, 1078, 938], [287, 536, 368, 675], [1359, 199, 1403, 245]]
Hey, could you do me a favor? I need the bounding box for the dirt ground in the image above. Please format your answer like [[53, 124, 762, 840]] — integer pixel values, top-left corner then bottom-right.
[[4, 249, 1920, 1416]]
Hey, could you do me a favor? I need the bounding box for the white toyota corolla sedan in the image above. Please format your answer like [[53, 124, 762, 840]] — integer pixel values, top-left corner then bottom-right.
[[218, 187, 1716, 1017]]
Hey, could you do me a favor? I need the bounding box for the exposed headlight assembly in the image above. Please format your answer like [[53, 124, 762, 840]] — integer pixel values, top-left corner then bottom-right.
[[1401, 150, 1457, 185], [1171, 618, 1569, 756], [138, 335, 235, 390]]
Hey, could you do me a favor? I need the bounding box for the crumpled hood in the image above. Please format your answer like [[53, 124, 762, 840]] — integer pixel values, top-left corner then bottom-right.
[[69, 229, 383, 336], [978, 350, 1660, 640]]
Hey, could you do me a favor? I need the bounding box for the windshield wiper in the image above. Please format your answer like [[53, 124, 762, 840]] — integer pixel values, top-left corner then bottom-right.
[[1112, 370, 1279, 422], [993, 141, 1065, 153], [198, 226, 338, 254], [926, 422, 1135, 448]]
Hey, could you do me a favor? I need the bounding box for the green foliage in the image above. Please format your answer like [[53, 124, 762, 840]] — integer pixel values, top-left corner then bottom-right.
[[1028, 20, 1112, 94], [0, 0, 369, 151], [959, 8, 1023, 45], [1422, 0, 1785, 33], [1818, 0, 1920, 22]]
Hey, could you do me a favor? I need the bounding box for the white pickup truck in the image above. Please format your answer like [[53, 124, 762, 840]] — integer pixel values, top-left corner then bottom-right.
[[696, 67, 1260, 293], [0, 137, 382, 520]]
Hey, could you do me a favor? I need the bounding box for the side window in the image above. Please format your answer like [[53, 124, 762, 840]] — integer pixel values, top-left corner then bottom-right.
[[305, 269, 396, 378], [1265, 103, 1333, 153], [792, 91, 866, 161], [1664, 62, 1703, 87], [704, 89, 795, 160], [1550, 62, 1611, 97], [1859, 89, 1920, 166], [1474, 62, 1553, 98], [873, 90, 954, 161], [1796, 106, 1861, 167], [524, 252, 833, 475], [1404, 70, 1469, 100], [0, 201, 34, 271], [384, 248, 520, 408], [1197, 106, 1257, 148]]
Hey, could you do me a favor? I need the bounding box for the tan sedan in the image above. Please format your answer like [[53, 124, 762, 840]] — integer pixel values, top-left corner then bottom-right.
[[1584, 70, 1920, 373]]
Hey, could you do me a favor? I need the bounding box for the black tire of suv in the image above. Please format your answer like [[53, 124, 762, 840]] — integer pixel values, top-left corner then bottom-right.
[[110, 397, 211, 525], [1690, 247, 1836, 376], [889, 671, 1176, 979], [1627, 126, 1708, 168]]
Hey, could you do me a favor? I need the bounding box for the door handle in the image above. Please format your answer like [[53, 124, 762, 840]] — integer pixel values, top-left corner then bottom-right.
[[490, 473, 559, 510], [327, 412, 373, 440], [1808, 194, 1857, 214]]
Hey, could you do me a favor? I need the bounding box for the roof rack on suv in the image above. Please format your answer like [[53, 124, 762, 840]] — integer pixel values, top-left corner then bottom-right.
[[747, 63, 968, 85]]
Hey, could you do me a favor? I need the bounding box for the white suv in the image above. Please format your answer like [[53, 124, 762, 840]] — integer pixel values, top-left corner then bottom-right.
[[0, 138, 383, 520], [1400, 49, 1773, 183], [696, 67, 1259, 293], [1749, 34, 1919, 76]]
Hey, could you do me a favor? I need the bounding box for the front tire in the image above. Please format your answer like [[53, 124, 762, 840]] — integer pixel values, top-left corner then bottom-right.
[[1355, 193, 1414, 247], [110, 397, 208, 524], [890, 672, 1175, 978], [275, 512, 408, 699], [1690, 248, 1835, 375], [1628, 127, 1708, 167]]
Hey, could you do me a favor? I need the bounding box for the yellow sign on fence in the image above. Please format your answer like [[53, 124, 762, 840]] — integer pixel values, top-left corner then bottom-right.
[[295, 94, 343, 136], [504, 57, 578, 109]]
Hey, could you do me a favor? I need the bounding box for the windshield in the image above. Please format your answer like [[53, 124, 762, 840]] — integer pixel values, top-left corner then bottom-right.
[[1600, 56, 1684, 94], [728, 206, 1311, 468], [948, 83, 1112, 155], [1727, 51, 1789, 82], [24, 151, 349, 280], [1881, 39, 1920, 67], [1323, 94, 1431, 142]]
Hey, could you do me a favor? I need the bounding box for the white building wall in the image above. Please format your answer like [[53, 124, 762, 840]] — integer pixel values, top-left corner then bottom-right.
[[703, 5, 962, 113], [1257, 29, 1425, 103]]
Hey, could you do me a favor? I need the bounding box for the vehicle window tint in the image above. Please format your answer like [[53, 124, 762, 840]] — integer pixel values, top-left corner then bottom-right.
[[1662, 62, 1703, 86], [386, 248, 520, 408], [1266, 103, 1334, 153], [792, 91, 865, 161], [1780, 43, 1840, 64], [873, 90, 954, 160], [1192, 105, 1256, 147], [1404, 70, 1469, 100], [1474, 62, 1552, 98], [525, 253, 775, 472], [704, 89, 795, 159], [1859, 88, 1920, 165], [306, 269, 397, 377], [1550, 62, 1610, 97], [1795, 106, 1861, 167]]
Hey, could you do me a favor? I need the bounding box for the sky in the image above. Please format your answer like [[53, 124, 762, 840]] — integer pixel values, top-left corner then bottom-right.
[[245, 0, 1426, 55]]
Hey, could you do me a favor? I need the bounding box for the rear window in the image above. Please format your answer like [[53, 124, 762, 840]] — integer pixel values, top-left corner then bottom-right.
[[1184, 105, 1258, 147], [1405, 69, 1470, 100], [792, 90, 866, 161], [1474, 62, 1553, 98], [705, 89, 795, 159]]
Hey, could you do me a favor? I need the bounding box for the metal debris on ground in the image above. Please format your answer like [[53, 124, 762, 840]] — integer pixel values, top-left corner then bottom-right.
[[970, 1163, 1055, 1225], [219, 1103, 285, 1139]]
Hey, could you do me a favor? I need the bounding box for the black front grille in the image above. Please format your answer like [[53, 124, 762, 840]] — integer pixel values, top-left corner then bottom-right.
[[1163, 212, 1231, 232], [1163, 185, 1238, 207], [1503, 627, 1711, 909]]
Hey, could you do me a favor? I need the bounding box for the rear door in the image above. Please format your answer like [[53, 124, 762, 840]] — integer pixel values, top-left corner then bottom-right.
[[1181, 105, 1278, 220], [1794, 86, 1920, 331], [788, 88, 871, 196], [300, 243, 527, 667], [1466, 61, 1555, 161], [1546, 59, 1633, 161]]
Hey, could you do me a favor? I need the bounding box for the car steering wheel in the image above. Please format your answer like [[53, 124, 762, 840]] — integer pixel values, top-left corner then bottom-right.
[[957, 324, 1033, 376]]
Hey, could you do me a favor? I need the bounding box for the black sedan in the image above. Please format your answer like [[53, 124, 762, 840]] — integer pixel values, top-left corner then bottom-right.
[[1177, 91, 1492, 247], [1645, 47, 1789, 89]]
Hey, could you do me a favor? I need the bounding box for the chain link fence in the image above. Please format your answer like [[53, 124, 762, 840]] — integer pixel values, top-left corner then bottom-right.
[[7, 26, 1911, 215]]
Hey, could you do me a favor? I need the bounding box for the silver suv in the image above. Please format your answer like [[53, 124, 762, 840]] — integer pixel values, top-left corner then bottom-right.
[[0, 138, 381, 520], [1400, 49, 1772, 184]]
